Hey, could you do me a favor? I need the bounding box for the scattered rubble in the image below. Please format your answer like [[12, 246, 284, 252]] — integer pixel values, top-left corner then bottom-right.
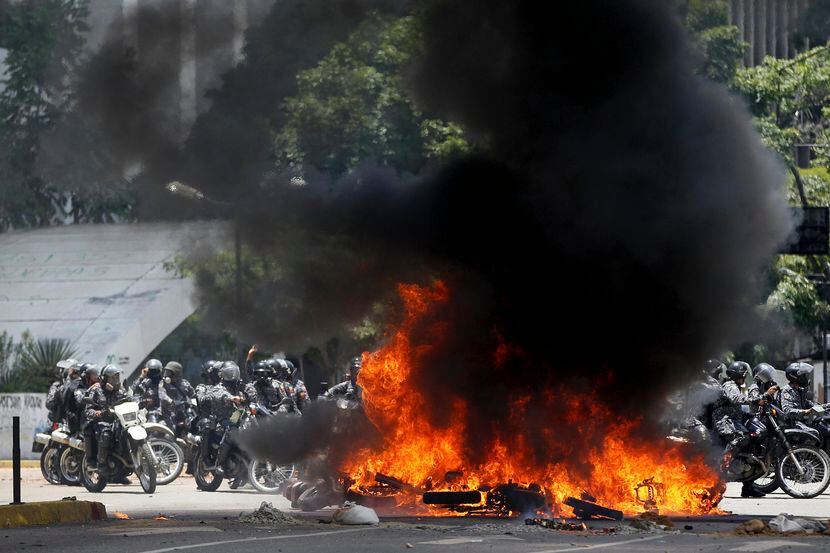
[[525, 517, 588, 531], [238, 502, 299, 525]]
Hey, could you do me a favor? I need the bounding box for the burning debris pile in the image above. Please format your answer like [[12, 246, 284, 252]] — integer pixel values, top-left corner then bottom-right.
[[335, 282, 725, 517], [58, 0, 792, 520]]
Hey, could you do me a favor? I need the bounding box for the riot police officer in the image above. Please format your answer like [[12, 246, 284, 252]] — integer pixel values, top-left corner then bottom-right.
[[323, 357, 362, 401], [195, 361, 221, 463], [81, 365, 126, 474], [748, 363, 779, 402], [133, 359, 163, 418], [712, 361, 778, 498], [244, 360, 285, 411], [158, 361, 195, 433], [211, 362, 245, 478], [779, 362, 818, 421]]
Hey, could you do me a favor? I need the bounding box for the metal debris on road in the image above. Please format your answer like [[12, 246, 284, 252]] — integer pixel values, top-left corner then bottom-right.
[[525, 517, 588, 531]]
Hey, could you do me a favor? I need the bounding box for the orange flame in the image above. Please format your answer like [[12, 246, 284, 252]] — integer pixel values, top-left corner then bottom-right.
[[113, 511, 130, 520], [341, 281, 723, 516]]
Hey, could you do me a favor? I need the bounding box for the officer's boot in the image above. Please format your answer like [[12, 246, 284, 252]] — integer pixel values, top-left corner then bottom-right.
[[741, 481, 765, 498], [83, 429, 96, 468], [97, 430, 112, 476], [214, 438, 232, 477]]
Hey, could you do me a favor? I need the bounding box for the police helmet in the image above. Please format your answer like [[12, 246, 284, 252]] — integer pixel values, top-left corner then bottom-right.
[[146, 358, 163, 378], [253, 360, 275, 380], [350, 356, 362, 373], [219, 361, 240, 382], [101, 364, 123, 388], [80, 363, 101, 380], [752, 363, 776, 385], [705, 359, 726, 380], [752, 363, 775, 382], [725, 361, 750, 381], [163, 361, 183, 379], [284, 359, 297, 378], [785, 362, 813, 387]]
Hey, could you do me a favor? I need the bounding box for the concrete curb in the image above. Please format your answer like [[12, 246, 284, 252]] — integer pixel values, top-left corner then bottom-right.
[[0, 500, 107, 528], [0, 460, 39, 468]]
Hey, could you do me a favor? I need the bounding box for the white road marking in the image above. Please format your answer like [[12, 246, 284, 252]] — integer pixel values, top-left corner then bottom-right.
[[418, 536, 524, 545], [526, 534, 665, 553], [729, 540, 812, 552], [135, 526, 378, 553], [103, 526, 222, 537]]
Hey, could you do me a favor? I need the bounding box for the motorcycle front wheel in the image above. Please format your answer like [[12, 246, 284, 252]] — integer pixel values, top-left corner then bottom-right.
[[248, 460, 294, 493], [40, 444, 62, 485], [777, 446, 830, 499], [136, 442, 157, 494], [149, 439, 184, 485], [58, 446, 82, 486], [80, 456, 108, 493], [193, 451, 223, 491]]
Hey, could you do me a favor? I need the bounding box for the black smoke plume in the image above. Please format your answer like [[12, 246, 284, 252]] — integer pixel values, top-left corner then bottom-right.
[[59, 0, 792, 466]]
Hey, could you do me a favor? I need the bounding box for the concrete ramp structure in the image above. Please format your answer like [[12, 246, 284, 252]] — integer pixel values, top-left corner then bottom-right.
[[0, 222, 225, 378]]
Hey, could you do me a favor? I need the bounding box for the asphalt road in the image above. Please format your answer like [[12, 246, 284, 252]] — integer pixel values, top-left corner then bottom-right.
[[2, 469, 830, 552]]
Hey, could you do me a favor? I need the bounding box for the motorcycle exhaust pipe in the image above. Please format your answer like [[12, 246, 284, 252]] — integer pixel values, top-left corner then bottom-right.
[[68, 437, 85, 451], [49, 431, 70, 445]]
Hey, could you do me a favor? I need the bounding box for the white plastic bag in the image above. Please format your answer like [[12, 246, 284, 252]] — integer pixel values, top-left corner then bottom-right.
[[769, 513, 826, 533], [333, 502, 380, 525]]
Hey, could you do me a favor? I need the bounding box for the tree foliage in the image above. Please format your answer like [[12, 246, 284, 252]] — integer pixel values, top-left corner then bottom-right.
[[274, 14, 468, 179], [0, 0, 134, 230], [0, 331, 76, 392], [677, 0, 747, 84]]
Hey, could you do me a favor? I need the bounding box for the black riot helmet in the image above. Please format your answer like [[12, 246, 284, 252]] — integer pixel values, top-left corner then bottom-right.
[[284, 359, 297, 380], [253, 360, 276, 381], [146, 358, 163, 380], [752, 363, 777, 392], [725, 361, 750, 382], [219, 361, 240, 383], [80, 363, 100, 383], [705, 359, 726, 380], [202, 360, 221, 384], [785, 362, 814, 388], [101, 364, 122, 391]]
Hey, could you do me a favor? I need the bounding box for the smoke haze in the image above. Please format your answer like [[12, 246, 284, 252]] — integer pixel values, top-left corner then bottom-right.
[[55, 0, 792, 464]]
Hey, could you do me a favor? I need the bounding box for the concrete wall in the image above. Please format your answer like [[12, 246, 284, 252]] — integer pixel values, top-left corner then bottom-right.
[[0, 394, 49, 460]]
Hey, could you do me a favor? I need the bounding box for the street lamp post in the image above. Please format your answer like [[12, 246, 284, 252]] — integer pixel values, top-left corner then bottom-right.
[[166, 181, 244, 365]]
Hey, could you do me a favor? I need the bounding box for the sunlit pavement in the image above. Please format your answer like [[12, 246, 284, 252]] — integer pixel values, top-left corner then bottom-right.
[[1, 470, 830, 552]]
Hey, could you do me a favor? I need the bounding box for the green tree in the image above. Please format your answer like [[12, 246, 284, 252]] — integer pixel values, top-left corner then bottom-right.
[[0, 0, 89, 229], [677, 0, 747, 84], [274, 14, 468, 179], [0, 1, 133, 230]]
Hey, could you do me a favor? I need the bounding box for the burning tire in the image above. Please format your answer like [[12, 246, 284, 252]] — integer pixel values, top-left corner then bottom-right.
[[297, 484, 340, 511], [422, 491, 482, 505]]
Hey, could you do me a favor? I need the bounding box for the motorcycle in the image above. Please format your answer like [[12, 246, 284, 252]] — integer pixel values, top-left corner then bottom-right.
[[244, 402, 295, 493], [33, 425, 63, 485], [729, 402, 830, 499], [191, 406, 250, 492], [755, 403, 830, 494], [80, 400, 158, 494]]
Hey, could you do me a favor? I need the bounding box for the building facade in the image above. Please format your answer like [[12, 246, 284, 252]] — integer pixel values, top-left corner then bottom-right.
[[728, 0, 813, 66]]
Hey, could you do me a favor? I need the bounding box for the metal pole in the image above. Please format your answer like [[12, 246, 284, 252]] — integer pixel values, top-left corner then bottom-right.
[[234, 214, 243, 368], [12, 416, 21, 504], [823, 327, 828, 403]]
